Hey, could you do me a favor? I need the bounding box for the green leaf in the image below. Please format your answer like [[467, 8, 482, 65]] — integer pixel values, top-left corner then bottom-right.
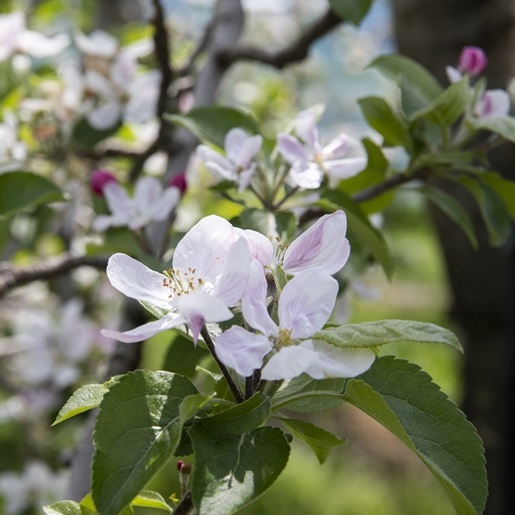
[[92, 371, 200, 515], [198, 392, 271, 436], [272, 375, 345, 412], [278, 416, 345, 464], [163, 331, 209, 376], [468, 115, 515, 143], [459, 175, 512, 246], [421, 186, 478, 248], [343, 356, 487, 515], [43, 501, 83, 515], [369, 55, 443, 110], [328, 0, 373, 25], [167, 106, 260, 149], [413, 77, 470, 125], [52, 384, 109, 426], [358, 96, 412, 148], [0, 171, 66, 217], [131, 490, 173, 512], [72, 118, 121, 148], [314, 319, 463, 352], [319, 190, 394, 278], [476, 171, 515, 218], [190, 426, 290, 515]]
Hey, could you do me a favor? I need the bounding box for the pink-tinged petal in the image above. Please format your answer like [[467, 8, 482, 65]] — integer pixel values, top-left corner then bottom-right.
[[237, 166, 255, 192], [92, 214, 126, 232], [302, 340, 375, 379], [87, 101, 122, 130], [213, 237, 251, 306], [288, 162, 323, 189], [17, 31, 69, 58], [261, 346, 319, 380], [101, 313, 183, 343], [282, 210, 350, 276], [111, 50, 136, 90], [241, 259, 278, 337], [149, 186, 180, 222], [458, 46, 487, 76], [103, 181, 132, 218], [169, 172, 187, 194], [322, 133, 359, 159], [325, 157, 366, 187], [475, 89, 511, 118], [197, 145, 236, 180], [445, 65, 463, 84], [294, 111, 320, 154], [175, 292, 233, 342], [203, 160, 238, 182], [278, 269, 338, 339], [235, 228, 274, 266], [233, 134, 263, 168], [106, 253, 171, 309], [215, 326, 273, 377], [133, 176, 163, 214], [173, 215, 236, 282], [277, 133, 309, 163]]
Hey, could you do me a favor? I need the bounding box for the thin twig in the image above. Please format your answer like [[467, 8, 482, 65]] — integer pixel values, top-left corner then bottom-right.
[[201, 327, 244, 403], [0, 254, 109, 297], [350, 172, 413, 203], [217, 7, 342, 69], [172, 492, 193, 515]]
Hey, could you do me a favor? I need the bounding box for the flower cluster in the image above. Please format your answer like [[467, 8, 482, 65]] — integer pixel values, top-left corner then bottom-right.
[[103, 211, 375, 381]]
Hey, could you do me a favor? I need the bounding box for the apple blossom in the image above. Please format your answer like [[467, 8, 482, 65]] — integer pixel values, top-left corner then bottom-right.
[[197, 128, 263, 192], [215, 265, 375, 380], [236, 210, 350, 276], [92, 175, 181, 231], [91, 169, 117, 195], [277, 111, 366, 188], [474, 89, 511, 118], [446, 46, 487, 83], [101, 215, 251, 342]]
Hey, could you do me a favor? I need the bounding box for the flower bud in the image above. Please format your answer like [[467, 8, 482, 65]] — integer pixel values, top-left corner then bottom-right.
[[91, 169, 117, 195], [458, 46, 487, 76], [169, 172, 187, 195], [177, 460, 192, 474]]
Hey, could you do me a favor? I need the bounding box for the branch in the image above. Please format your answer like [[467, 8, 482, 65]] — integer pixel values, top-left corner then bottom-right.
[[0, 254, 109, 297], [351, 172, 414, 203], [217, 7, 342, 69], [173, 492, 193, 515]]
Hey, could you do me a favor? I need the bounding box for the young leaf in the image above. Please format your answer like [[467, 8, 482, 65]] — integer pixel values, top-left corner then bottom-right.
[[43, 501, 83, 515], [0, 171, 66, 217], [190, 425, 290, 515], [421, 186, 478, 248], [277, 416, 346, 464], [167, 106, 260, 149], [92, 370, 200, 515], [52, 383, 110, 426], [468, 115, 515, 143], [197, 392, 271, 436], [343, 356, 487, 515], [328, 0, 373, 25], [358, 96, 412, 148], [459, 175, 512, 246], [314, 319, 462, 352], [476, 171, 515, 218], [131, 490, 173, 512], [272, 375, 345, 412]]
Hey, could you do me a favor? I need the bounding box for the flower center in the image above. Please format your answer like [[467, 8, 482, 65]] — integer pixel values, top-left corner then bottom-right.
[[162, 267, 205, 297], [276, 327, 293, 348]]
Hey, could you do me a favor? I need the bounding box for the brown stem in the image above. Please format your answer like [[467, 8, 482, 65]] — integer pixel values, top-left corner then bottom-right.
[[173, 492, 193, 515]]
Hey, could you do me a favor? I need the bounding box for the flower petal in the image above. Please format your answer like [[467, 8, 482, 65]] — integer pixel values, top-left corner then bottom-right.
[[213, 237, 251, 306], [87, 101, 122, 130], [106, 253, 171, 309], [235, 228, 274, 266], [322, 133, 359, 159], [278, 269, 338, 339], [215, 326, 273, 377], [277, 133, 309, 163], [475, 89, 511, 118], [101, 313, 182, 343], [173, 215, 236, 282], [287, 162, 323, 189], [133, 176, 163, 217], [294, 111, 319, 154], [241, 259, 278, 337], [175, 292, 233, 342], [302, 340, 375, 379], [324, 157, 366, 187], [17, 31, 69, 58], [261, 346, 319, 380], [149, 186, 180, 222], [282, 210, 350, 276]]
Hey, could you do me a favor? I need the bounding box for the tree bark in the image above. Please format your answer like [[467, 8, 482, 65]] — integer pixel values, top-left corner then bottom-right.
[[391, 2, 515, 514]]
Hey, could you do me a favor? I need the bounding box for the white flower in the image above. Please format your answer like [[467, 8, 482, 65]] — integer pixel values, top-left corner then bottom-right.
[[216, 266, 374, 380], [474, 89, 511, 118], [101, 215, 251, 342], [0, 12, 69, 63], [92, 176, 181, 231], [197, 128, 263, 192], [277, 111, 366, 189], [0, 112, 26, 163]]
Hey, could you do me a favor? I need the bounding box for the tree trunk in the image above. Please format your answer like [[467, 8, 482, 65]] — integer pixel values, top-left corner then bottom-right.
[[391, 2, 515, 514]]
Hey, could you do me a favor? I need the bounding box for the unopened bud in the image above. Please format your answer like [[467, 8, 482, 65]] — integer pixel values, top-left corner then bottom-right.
[[91, 169, 117, 195], [169, 172, 187, 195], [458, 46, 487, 76], [177, 460, 192, 474]]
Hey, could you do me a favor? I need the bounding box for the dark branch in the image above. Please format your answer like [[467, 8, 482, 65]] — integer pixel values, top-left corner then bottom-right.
[[173, 492, 193, 515], [0, 254, 109, 297], [351, 172, 414, 203], [217, 8, 342, 69]]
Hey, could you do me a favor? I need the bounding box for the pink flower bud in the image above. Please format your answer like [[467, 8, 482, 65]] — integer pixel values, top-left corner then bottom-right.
[[458, 46, 487, 76], [91, 169, 117, 195], [177, 460, 192, 474], [169, 172, 187, 195]]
